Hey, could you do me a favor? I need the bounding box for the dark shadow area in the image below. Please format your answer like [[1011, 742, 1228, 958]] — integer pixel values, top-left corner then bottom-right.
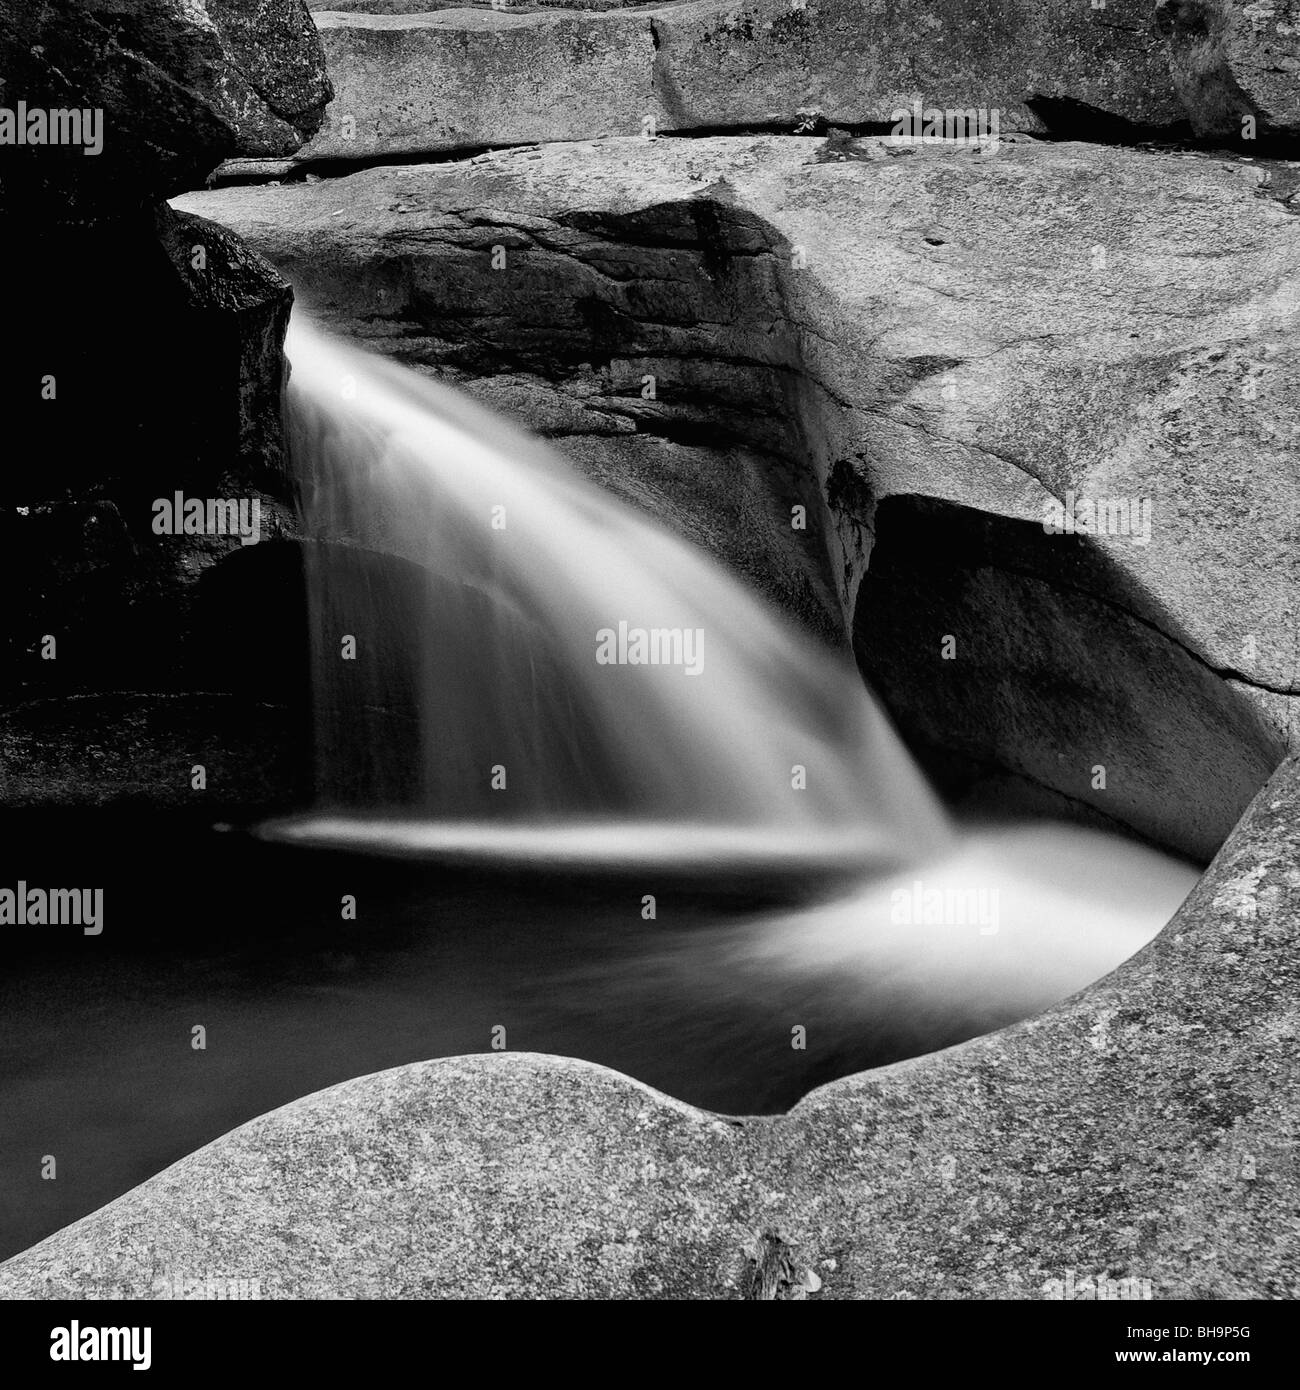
[[854, 494, 1287, 863]]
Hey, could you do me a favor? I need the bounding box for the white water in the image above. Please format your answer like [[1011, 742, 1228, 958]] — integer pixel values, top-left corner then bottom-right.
[[685, 823, 1199, 1030], [260, 316, 1199, 1052], [267, 315, 949, 869]]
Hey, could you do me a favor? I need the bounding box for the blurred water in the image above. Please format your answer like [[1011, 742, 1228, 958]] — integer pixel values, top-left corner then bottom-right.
[[271, 312, 1199, 1075], [281, 314, 948, 861]]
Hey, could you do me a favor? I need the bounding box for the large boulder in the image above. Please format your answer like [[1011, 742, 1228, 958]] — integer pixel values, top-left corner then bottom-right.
[[0, 0, 332, 210], [2, 754, 1296, 1297], [176, 133, 1300, 856]]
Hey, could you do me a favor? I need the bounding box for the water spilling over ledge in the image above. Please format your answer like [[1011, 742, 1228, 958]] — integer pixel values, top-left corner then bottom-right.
[[282, 313, 951, 860], [273, 314, 1199, 1029]]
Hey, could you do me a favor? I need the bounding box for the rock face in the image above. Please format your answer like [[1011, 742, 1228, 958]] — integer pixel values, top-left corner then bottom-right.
[[0, 1, 329, 813], [248, 0, 1189, 171], [310, 1, 657, 9], [176, 133, 1299, 857], [3, 753, 1296, 1298], [650, 0, 1184, 136], [298, 9, 655, 162], [855, 497, 1285, 862], [1158, 0, 1300, 139]]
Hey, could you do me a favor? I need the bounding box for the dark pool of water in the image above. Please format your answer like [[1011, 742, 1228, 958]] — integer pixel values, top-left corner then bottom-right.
[[1, 809, 982, 1262]]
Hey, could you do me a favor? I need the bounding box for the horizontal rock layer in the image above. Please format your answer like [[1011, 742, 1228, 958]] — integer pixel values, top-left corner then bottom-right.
[[252, 0, 1190, 169], [3, 752, 1296, 1297]]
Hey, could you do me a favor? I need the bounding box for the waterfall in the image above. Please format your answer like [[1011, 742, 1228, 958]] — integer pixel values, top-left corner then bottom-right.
[[260, 315, 950, 872], [257, 314, 1198, 1048]]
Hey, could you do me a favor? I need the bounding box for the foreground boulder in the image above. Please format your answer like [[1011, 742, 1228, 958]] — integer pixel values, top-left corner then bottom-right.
[[177, 134, 1299, 855], [3, 753, 1296, 1297]]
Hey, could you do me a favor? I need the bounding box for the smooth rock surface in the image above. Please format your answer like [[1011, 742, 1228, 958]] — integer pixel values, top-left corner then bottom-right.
[[3, 753, 1296, 1298], [177, 135, 1300, 849], [179, 135, 1300, 690], [298, 10, 655, 161]]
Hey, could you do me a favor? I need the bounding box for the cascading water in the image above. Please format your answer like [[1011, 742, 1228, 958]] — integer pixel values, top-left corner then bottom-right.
[[263, 315, 950, 872], [260, 313, 1199, 1054]]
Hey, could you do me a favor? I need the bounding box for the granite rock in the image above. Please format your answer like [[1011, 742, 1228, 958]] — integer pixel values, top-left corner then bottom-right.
[[2, 754, 1295, 1297]]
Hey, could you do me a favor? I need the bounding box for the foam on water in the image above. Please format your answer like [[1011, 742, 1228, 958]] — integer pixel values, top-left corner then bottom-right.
[[718, 822, 1200, 1024]]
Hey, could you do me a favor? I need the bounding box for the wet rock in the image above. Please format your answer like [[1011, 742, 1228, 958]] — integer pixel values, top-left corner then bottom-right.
[[2, 754, 1295, 1296], [855, 496, 1285, 861], [0, 1, 329, 812], [0, 694, 310, 815], [0, 211, 296, 714]]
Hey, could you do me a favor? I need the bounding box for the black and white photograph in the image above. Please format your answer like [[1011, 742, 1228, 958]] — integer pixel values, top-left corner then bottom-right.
[[0, 0, 1295, 1355]]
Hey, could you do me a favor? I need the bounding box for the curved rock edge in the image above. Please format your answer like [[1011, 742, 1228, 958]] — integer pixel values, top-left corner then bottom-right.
[[2, 753, 1296, 1299]]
